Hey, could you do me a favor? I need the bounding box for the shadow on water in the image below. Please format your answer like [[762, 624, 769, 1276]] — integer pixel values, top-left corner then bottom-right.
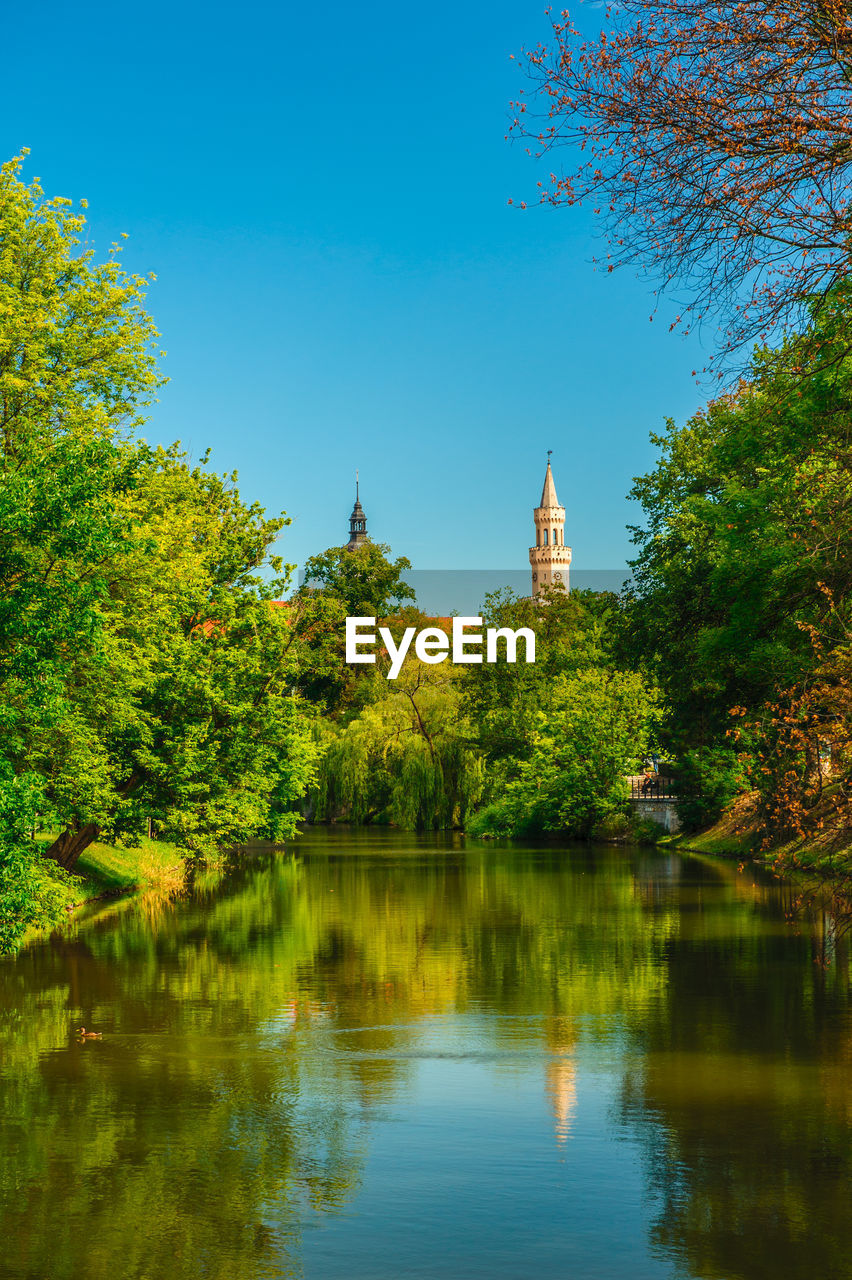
[[1, 829, 851, 1280]]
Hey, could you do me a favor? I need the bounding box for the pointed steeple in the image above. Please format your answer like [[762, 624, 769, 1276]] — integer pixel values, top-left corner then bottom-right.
[[540, 453, 559, 507], [529, 452, 571, 596], [346, 469, 368, 551]]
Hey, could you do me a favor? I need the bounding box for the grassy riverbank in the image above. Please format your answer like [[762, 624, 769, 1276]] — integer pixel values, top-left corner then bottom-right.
[[11, 837, 190, 952], [661, 791, 852, 873], [36, 835, 188, 909], [72, 838, 188, 900]]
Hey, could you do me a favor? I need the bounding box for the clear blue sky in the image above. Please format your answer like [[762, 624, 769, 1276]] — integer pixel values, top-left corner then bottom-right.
[[1, 0, 709, 578]]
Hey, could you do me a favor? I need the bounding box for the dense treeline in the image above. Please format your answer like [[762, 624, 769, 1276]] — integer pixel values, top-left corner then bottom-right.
[[621, 289, 852, 846], [306, 582, 660, 839], [0, 156, 319, 951]]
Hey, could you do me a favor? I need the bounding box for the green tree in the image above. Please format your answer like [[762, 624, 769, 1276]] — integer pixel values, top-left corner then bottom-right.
[[0, 764, 68, 954], [0, 154, 319, 892], [0, 152, 161, 920], [313, 658, 483, 829], [461, 585, 619, 767], [38, 445, 320, 869], [471, 668, 658, 838], [300, 542, 414, 617], [291, 542, 415, 713], [626, 288, 852, 746]]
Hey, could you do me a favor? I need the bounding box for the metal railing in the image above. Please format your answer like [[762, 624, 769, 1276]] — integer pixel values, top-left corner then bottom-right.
[[631, 776, 679, 801]]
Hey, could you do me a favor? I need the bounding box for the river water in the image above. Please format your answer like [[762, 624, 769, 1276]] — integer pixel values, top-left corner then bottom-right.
[[1, 829, 851, 1280]]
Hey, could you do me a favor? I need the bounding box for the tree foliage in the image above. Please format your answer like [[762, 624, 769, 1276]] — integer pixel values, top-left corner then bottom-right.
[[624, 288, 852, 832], [470, 668, 658, 838], [626, 290, 852, 737], [36, 445, 319, 868], [313, 659, 483, 829], [0, 154, 319, 919], [291, 542, 415, 712], [460, 585, 620, 765], [0, 764, 68, 954], [300, 542, 414, 617]]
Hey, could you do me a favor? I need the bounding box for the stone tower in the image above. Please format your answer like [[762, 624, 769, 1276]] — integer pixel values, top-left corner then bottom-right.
[[529, 455, 571, 595], [346, 470, 368, 551]]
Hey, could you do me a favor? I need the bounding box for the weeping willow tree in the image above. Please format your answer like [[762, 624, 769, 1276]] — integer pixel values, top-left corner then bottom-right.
[[312, 664, 483, 830]]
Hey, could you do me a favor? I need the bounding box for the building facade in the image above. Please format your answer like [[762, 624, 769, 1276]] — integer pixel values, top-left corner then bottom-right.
[[529, 457, 571, 595]]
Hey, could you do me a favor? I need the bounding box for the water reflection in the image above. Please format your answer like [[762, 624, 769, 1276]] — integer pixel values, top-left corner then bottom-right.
[[0, 830, 850, 1279]]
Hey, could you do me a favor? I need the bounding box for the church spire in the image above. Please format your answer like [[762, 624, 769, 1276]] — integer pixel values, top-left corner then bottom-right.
[[540, 452, 559, 507], [529, 453, 571, 596], [346, 469, 368, 551]]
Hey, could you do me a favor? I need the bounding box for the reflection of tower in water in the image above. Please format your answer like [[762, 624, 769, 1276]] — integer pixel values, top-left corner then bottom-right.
[[545, 1017, 578, 1146]]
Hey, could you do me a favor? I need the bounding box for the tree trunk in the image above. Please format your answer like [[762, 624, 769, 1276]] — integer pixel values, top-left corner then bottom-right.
[[43, 823, 101, 870], [42, 772, 143, 871]]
